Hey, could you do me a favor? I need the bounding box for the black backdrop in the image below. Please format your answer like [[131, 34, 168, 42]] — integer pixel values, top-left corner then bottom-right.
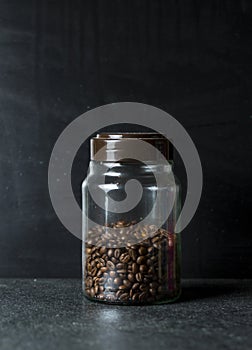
[[0, 0, 251, 278]]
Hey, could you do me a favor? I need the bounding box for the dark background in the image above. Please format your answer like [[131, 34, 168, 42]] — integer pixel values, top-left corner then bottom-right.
[[0, 0, 251, 278]]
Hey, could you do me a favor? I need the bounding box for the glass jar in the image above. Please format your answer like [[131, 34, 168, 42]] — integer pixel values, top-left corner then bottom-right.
[[82, 132, 181, 304]]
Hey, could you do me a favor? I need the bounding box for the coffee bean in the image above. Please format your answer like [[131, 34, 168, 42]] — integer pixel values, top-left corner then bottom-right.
[[139, 284, 148, 292], [139, 246, 147, 255], [120, 293, 129, 301], [97, 270, 103, 278], [120, 253, 131, 263], [147, 246, 154, 254], [132, 293, 140, 301], [106, 261, 115, 270], [116, 290, 124, 298], [139, 265, 147, 274], [91, 267, 97, 277], [128, 273, 135, 282], [109, 271, 117, 278], [114, 249, 120, 259], [107, 249, 113, 257], [86, 248, 92, 255], [114, 277, 122, 285], [116, 263, 126, 269], [132, 283, 140, 290], [98, 277, 105, 285], [135, 273, 143, 282], [86, 276, 93, 288], [123, 280, 132, 288], [129, 249, 137, 261], [99, 247, 106, 255], [132, 263, 139, 274], [151, 236, 160, 243], [139, 292, 148, 302], [137, 256, 146, 265], [119, 285, 128, 290], [111, 257, 118, 264]]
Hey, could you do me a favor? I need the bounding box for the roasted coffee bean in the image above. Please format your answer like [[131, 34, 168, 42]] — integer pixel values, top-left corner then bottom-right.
[[129, 249, 138, 261], [98, 258, 105, 266], [139, 284, 148, 292], [151, 236, 160, 243], [128, 273, 135, 283], [135, 273, 143, 282], [132, 263, 139, 274], [91, 267, 97, 277], [114, 249, 120, 259], [147, 246, 154, 254], [117, 269, 126, 274], [116, 290, 124, 298], [98, 277, 105, 285], [132, 282, 140, 290], [132, 293, 140, 301], [114, 277, 122, 286], [86, 276, 93, 288], [139, 246, 147, 256], [136, 256, 146, 265], [111, 257, 118, 264], [100, 266, 108, 273], [95, 285, 99, 294], [86, 248, 92, 255], [116, 263, 126, 269], [120, 293, 129, 301], [97, 270, 103, 278], [120, 253, 131, 263], [107, 249, 113, 258], [123, 280, 132, 288], [109, 271, 117, 278], [106, 261, 115, 270], [119, 284, 128, 290], [115, 220, 125, 227], [90, 287, 95, 298], [99, 247, 107, 255], [139, 265, 147, 274]]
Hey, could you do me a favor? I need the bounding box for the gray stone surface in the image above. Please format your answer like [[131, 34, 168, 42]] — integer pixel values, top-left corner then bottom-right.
[[0, 279, 251, 350]]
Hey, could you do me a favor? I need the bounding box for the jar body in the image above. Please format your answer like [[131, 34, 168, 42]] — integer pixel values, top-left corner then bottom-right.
[[82, 160, 181, 304]]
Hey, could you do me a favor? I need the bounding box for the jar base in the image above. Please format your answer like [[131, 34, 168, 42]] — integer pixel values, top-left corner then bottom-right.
[[83, 288, 181, 306]]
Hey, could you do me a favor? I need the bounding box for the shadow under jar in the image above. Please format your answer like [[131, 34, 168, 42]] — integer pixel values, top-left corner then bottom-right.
[[82, 132, 181, 304]]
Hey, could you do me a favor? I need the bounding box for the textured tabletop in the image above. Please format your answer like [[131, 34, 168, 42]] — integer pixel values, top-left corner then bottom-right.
[[0, 279, 251, 350]]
